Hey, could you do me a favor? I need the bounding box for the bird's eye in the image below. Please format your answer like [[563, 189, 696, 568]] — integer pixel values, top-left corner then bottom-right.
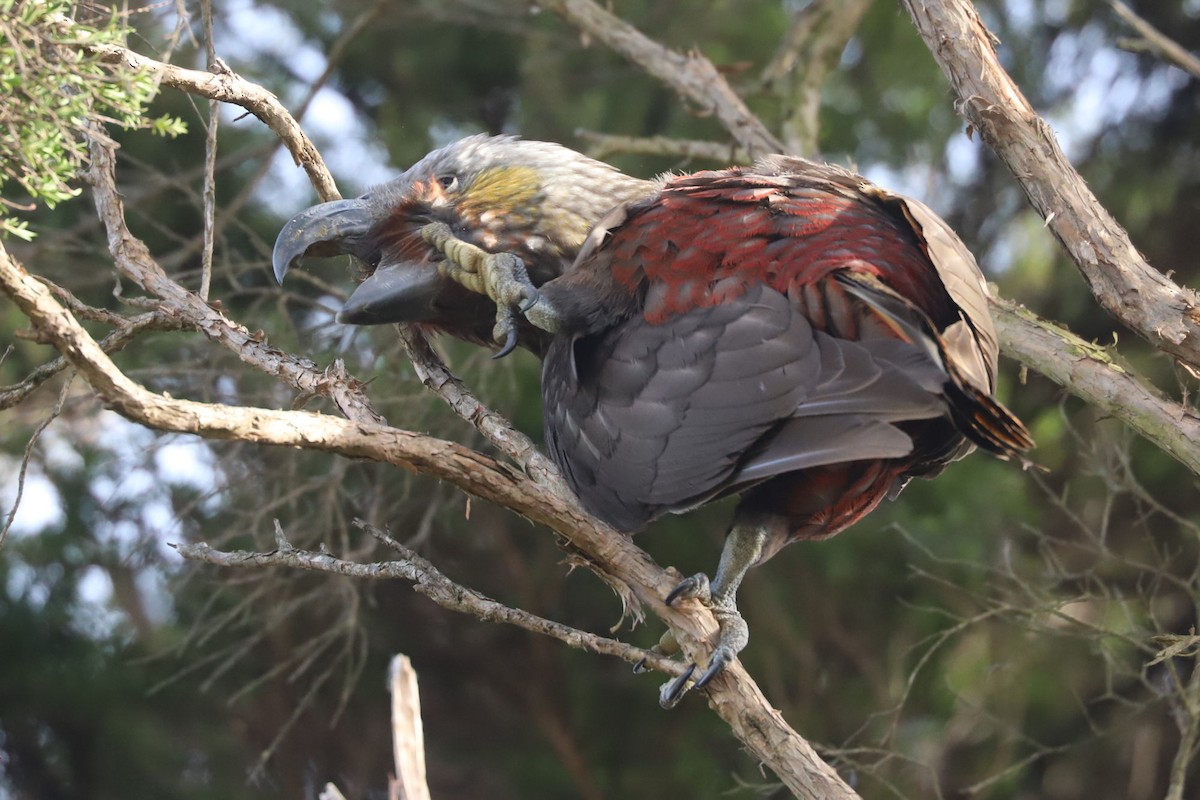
[[437, 174, 458, 191]]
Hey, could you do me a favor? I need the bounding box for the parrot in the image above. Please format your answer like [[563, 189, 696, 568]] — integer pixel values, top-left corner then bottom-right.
[[274, 135, 1033, 705]]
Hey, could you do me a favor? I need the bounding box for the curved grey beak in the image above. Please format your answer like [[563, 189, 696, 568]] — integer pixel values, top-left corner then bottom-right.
[[272, 197, 379, 285], [274, 194, 451, 327]]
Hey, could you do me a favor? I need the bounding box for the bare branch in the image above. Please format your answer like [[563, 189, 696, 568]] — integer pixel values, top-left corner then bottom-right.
[[198, 0, 219, 301], [319, 784, 349, 800], [0, 306, 183, 411], [760, 0, 873, 156], [78, 35, 339, 201], [1166, 661, 1200, 800], [901, 0, 1200, 371], [0, 240, 860, 800], [172, 523, 681, 676], [389, 654, 431, 800], [1110, 0, 1200, 81], [574, 130, 749, 164], [394, 327, 560, 482], [84, 135, 387, 426], [1, 378, 70, 549], [533, 0, 784, 158], [991, 295, 1200, 477]]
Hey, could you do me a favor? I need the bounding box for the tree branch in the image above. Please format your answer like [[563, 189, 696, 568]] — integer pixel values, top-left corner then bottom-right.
[[574, 131, 749, 164], [0, 240, 859, 800], [900, 0, 1200, 371], [76, 33, 339, 202], [84, 135, 387, 426], [760, 0, 873, 156], [171, 521, 682, 676], [533, 0, 784, 158], [1110, 0, 1200, 81], [990, 295, 1200, 476], [389, 654, 432, 800], [0, 304, 182, 411]]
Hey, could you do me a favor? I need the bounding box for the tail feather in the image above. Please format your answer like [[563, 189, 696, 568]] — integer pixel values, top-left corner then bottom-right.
[[945, 380, 1035, 458]]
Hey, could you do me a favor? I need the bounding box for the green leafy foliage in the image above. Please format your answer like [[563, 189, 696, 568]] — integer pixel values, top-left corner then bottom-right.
[[0, 0, 185, 240]]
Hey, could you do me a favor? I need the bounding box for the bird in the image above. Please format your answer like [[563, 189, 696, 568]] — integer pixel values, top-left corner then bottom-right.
[[274, 135, 1033, 706]]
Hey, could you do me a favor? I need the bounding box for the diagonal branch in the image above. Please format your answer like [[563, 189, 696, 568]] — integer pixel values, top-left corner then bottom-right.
[[84, 135, 386, 426], [533, 0, 784, 158], [77, 33, 339, 202], [1110, 0, 1200, 81], [900, 0, 1200, 371], [0, 240, 859, 800], [172, 520, 683, 676], [990, 295, 1200, 476]]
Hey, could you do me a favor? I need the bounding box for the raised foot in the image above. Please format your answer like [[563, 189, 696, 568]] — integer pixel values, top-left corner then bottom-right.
[[421, 222, 539, 357]]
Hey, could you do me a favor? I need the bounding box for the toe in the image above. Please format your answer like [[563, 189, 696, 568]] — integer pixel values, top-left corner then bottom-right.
[[665, 573, 711, 606], [659, 663, 697, 710], [694, 646, 736, 688]]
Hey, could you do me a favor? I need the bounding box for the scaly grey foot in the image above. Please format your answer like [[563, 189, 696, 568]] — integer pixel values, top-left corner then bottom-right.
[[421, 222, 539, 357], [657, 572, 750, 709]]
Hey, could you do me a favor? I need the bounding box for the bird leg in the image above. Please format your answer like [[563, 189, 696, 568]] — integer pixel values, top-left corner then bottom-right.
[[658, 518, 774, 709], [420, 222, 541, 356]]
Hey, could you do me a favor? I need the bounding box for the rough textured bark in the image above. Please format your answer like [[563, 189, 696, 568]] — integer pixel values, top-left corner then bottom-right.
[[900, 0, 1200, 372], [0, 241, 859, 799], [991, 296, 1200, 476]]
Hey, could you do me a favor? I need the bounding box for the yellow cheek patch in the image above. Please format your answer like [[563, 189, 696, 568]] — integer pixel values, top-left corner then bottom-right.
[[459, 166, 540, 222]]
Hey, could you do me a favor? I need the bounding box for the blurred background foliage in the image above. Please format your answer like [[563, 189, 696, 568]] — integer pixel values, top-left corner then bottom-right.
[[2, 0, 1200, 798]]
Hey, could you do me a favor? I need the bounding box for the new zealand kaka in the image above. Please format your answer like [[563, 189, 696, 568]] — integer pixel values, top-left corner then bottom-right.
[[274, 136, 1033, 705]]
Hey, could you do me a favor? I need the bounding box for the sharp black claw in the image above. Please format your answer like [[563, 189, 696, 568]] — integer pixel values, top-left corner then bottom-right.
[[492, 328, 519, 360], [632, 657, 649, 674], [664, 584, 688, 606], [519, 290, 539, 313], [694, 656, 727, 689], [662, 663, 697, 708]]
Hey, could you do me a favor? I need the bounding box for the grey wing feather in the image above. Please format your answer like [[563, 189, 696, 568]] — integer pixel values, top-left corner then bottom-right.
[[543, 284, 954, 532]]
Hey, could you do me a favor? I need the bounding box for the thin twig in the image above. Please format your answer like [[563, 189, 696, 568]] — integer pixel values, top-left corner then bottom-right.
[[574, 131, 749, 164], [198, 0, 218, 301], [532, 0, 783, 158], [1165, 656, 1200, 800], [170, 523, 682, 675], [0, 308, 183, 411], [1, 377, 71, 549], [1110, 0, 1200, 80]]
